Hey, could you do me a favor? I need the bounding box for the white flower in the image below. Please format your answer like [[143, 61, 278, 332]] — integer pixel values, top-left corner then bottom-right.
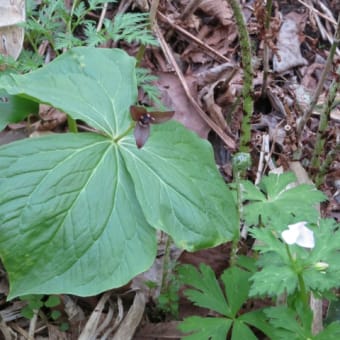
[[314, 261, 329, 272], [281, 222, 315, 248]]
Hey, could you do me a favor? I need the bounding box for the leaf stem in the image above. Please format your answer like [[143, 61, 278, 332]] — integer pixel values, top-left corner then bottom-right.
[[227, 0, 254, 152], [67, 115, 78, 133], [114, 122, 135, 143], [285, 244, 309, 309], [135, 0, 160, 66], [261, 0, 273, 98]]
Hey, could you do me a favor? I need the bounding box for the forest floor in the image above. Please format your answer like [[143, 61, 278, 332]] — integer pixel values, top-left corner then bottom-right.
[[0, 0, 339, 339]]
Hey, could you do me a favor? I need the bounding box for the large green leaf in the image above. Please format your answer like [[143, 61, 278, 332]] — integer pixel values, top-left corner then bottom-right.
[[0, 133, 157, 298], [0, 47, 136, 137], [0, 90, 39, 131], [119, 122, 237, 249], [0, 47, 238, 298]]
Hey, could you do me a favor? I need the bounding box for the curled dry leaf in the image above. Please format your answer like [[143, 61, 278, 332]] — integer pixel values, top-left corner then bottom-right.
[[0, 0, 25, 60], [273, 12, 308, 73], [156, 72, 211, 139], [199, 0, 233, 26]]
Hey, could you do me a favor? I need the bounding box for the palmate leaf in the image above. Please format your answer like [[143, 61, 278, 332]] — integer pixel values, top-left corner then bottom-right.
[[242, 172, 326, 228], [178, 264, 231, 316], [179, 316, 233, 340], [0, 47, 238, 298], [0, 89, 39, 130], [178, 264, 274, 340], [263, 306, 312, 340]]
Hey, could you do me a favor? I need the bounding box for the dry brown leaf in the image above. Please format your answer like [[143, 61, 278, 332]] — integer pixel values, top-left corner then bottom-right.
[[273, 12, 308, 73], [36, 104, 67, 131], [156, 72, 210, 139], [134, 321, 184, 339], [0, 0, 25, 27], [199, 0, 233, 26], [78, 291, 112, 340], [47, 324, 69, 340], [182, 26, 236, 64], [112, 291, 146, 340], [0, 0, 25, 60], [200, 80, 232, 134]]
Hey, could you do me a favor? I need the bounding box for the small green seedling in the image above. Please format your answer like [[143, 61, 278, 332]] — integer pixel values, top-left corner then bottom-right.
[[178, 260, 275, 339]]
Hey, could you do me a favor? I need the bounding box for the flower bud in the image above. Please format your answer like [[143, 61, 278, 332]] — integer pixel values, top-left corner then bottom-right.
[[314, 261, 329, 272]]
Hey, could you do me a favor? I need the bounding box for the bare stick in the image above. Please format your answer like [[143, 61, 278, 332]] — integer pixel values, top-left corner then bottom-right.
[[297, 14, 340, 137], [155, 24, 236, 150], [157, 11, 231, 63], [97, 2, 108, 32]]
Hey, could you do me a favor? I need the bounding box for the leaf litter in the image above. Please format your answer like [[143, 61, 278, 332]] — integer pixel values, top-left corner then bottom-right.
[[0, 0, 339, 338]]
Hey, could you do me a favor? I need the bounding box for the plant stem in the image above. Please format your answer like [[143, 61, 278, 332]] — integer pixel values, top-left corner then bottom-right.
[[231, 167, 241, 266], [285, 244, 309, 310], [228, 0, 254, 152], [230, 152, 251, 263], [315, 143, 340, 187], [114, 122, 135, 143], [67, 115, 78, 133], [160, 233, 172, 295], [310, 67, 340, 185], [297, 14, 340, 137], [261, 0, 272, 98], [135, 0, 160, 66], [67, 0, 79, 35]]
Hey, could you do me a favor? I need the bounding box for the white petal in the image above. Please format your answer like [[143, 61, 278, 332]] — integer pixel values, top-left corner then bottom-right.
[[281, 228, 298, 244], [281, 222, 315, 249], [295, 224, 315, 248]]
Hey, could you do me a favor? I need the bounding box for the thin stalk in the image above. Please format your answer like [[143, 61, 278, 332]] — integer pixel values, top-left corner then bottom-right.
[[67, 0, 79, 35], [315, 144, 340, 187], [230, 153, 251, 263], [310, 67, 340, 184], [135, 0, 160, 66], [25, 32, 39, 54], [160, 233, 172, 295], [285, 244, 309, 309], [261, 0, 273, 97], [114, 122, 134, 143], [230, 168, 241, 266], [67, 115, 78, 133], [297, 14, 340, 137], [227, 0, 254, 152]]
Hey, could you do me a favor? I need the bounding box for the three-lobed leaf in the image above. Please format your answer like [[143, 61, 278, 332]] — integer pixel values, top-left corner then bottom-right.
[[0, 47, 238, 298], [242, 172, 326, 228]]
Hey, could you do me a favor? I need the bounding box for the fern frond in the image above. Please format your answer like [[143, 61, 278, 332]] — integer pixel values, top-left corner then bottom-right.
[[88, 0, 117, 11], [55, 32, 82, 50], [136, 68, 165, 109], [83, 21, 107, 47], [105, 13, 158, 46], [74, 2, 86, 19]]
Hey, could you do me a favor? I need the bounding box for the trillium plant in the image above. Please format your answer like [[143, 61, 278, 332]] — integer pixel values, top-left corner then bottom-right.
[[0, 47, 239, 299]]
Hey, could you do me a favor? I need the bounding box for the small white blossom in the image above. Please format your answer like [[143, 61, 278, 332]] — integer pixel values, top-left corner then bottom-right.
[[281, 222, 315, 248], [314, 261, 329, 271]]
